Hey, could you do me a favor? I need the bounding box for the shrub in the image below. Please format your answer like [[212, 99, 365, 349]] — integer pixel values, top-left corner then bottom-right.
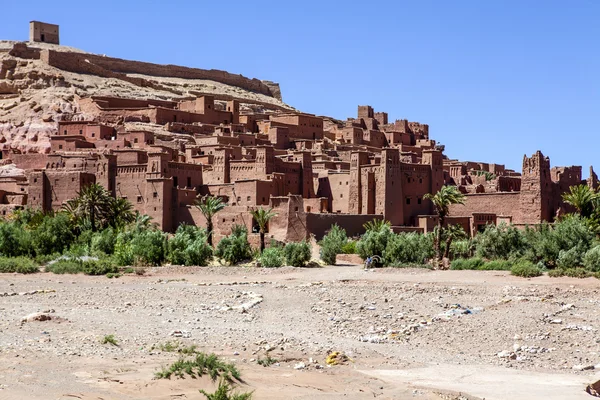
[[450, 257, 485, 270], [91, 228, 117, 255], [583, 245, 600, 272], [200, 380, 253, 400], [479, 259, 513, 271], [259, 246, 284, 268], [31, 213, 75, 256], [384, 232, 434, 266], [167, 225, 212, 266], [548, 269, 565, 278], [0, 256, 39, 273], [510, 260, 542, 278], [340, 240, 357, 254], [115, 229, 167, 266], [101, 334, 118, 346], [215, 225, 252, 265], [524, 216, 595, 267], [156, 352, 241, 383], [81, 259, 119, 275], [562, 268, 591, 278], [474, 223, 526, 260], [283, 241, 311, 267], [556, 247, 582, 269], [46, 259, 83, 274], [449, 239, 473, 259], [0, 222, 33, 257], [356, 223, 392, 266], [319, 224, 347, 265]]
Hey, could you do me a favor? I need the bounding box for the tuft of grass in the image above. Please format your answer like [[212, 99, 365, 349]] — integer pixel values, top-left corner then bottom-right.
[[510, 260, 542, 278], [106, 272, 122, 279], [200, 379, 253, 400], [450, 257, 484, 270], [256, 355, 278, 367], [548, 269, 565, 278], [123, 267, 135, 274], [155, 352, 240, 382], [0, 256, 39, 274], [101, 334, 119, 346]]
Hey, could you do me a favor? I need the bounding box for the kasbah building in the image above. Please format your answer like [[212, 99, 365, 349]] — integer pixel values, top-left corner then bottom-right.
[[0, 22, 597, 246]]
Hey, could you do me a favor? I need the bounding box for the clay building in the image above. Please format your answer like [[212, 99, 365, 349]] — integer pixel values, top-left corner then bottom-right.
[[29, 21, 60, 45], [0, 88, 595, 243]]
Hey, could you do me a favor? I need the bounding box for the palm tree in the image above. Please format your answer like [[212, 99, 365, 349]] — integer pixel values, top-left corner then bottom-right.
[[424, 185, 466, 266], [62, 183, 112, 232], [562, 184, 598, 218], [194, 195, 226, 246], [442, 224, 467, 260], [107, 197, 136, 228], [363, 219, 391, 232], [249, 207, 277, 253]]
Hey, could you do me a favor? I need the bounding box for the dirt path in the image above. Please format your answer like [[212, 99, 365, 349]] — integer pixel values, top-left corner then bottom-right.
[[1, 265, 599, 399]]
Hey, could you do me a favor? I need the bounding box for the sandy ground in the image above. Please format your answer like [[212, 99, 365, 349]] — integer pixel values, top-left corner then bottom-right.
[[1, 264, 600, 400]]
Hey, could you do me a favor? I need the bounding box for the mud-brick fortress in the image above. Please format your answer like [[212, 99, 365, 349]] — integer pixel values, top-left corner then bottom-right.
[[0, 22, 597, 243]]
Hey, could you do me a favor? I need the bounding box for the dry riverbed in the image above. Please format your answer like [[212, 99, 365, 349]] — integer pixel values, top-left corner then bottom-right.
[[1, 265, 600, 399]]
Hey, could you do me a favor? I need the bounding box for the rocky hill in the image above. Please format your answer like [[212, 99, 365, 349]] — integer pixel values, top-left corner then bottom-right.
[[0, 41, 292, 153]]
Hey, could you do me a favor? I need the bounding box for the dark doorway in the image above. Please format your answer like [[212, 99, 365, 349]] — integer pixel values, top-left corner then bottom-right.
[[41, 34, 45, 42]]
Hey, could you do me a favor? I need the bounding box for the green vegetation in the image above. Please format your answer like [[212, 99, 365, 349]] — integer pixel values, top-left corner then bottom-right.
[[167, 225, 213, 266], [195, 195, 226, 247], [259, 246, 284, 268], [510, 260, 543, 278], [256, 355, 278, 367], [156, 351, 241, 382], [46, 258, 119, 275], [101, 334, 119, 346], [283, 240, 311, 267], [424, 186, 466, 266], [200, 380, 253, 400], [249, 207, 277, 253], [319, 224, 348, 265], [215, 225, 252, 265], [0, 256, 38, 273]]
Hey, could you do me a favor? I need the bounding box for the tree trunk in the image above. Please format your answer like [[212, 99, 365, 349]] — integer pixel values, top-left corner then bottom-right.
[[259, 231, 265, 253], [207, 220, 213, 247], [434, 217, 443, 267], [443, 235, 453, 260]]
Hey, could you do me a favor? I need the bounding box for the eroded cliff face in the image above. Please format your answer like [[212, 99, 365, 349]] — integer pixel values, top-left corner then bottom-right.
[[0, 41, 291, 154]]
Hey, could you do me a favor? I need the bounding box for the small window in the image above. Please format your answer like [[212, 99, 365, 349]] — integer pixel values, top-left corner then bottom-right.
[[417, 198, 422, 205], [137, 195, 143, 203], [64, 130, 67, 135], [91, 133, 95, 137], [262, 197, 266, 202], [340, 193, 343, 198], [59, 145, 63, 150], [134, 138, 139, 143], [237, 197, 241, 202], [247, 196, 251, 201], [153, 192, 158, 198], [187, 177, 191, 187], [79, 130, 83, 135], [295, 207, 299, 211], [406, 198, 411, 205], [34, 178, 37, 183], [419, 178, 423, 184]]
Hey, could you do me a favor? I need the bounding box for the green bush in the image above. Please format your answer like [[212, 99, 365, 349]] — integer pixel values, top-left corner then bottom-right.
[[548, 269, 564, 278], [450, 257, 485, 270], [474, 223, 526, 260], [31, 213, 75, 256], [91, 228, 117, 255], [259, 246, 284, 268], [449, 239, 473, 259], [46, 259, 84, 274], [167, 225, 213, 266], [562, 268, 591, 278], [114, 229, 167, 266], [283, 241, 311, 267], [384, 232, 434, 266], [583, 245, 600, 272], [356, 223, 392, 266], [479, 259, 513, 271], [0, 222, 33, 257], [340, 240, 357, 254], [81, 259, 118, 275], [0, 256, 39, 273], [524, 216, 595, 267], [556, 247, 581, 269], [319, 224, 347, 265], [215, 225, 252, 265], [510, 260, 542, 278]]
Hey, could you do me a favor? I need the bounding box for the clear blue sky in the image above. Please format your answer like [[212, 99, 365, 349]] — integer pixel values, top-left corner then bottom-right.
[[3, 1, 599, 174]]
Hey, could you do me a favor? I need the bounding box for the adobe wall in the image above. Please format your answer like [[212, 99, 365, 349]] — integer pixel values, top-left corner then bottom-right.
[[37, 49, 275, 97], [306, 213, 383, 240], [449, 192, 521, 222]]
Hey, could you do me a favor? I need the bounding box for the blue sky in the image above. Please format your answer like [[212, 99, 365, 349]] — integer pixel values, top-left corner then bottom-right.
[[3, 1, 599, 174]]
